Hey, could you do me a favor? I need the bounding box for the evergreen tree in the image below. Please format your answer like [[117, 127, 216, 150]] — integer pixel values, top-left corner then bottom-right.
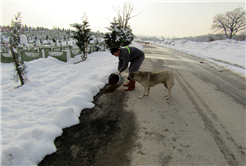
[[8, 12, 28, 86], [104, 17, 134, 49], [121, 26, 134, 46], [104, 19, 122, 48], [70, 14, 92, 60]]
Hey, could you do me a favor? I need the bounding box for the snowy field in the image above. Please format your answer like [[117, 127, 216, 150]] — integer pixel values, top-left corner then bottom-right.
[[147, 39, 245, 77], [1, 39, 245, 165]]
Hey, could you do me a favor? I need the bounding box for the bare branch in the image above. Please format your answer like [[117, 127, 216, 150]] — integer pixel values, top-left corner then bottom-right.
[[113, 2, 141, 28]]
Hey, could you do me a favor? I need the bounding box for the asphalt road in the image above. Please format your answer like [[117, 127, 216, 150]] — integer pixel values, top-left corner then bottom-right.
[[121, 42, 246, 166], [39, 42, 245, 166]]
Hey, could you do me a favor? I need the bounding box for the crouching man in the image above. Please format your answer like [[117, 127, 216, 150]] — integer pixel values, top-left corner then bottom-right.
[[111, 46, 145, 91]]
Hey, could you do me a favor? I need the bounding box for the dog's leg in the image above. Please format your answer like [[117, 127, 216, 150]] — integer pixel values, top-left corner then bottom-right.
[[166, 82, 174, 100], [166, 89, 171, 100], [138, 86, 148, 99], [163, 81, 167, 89], [145, 86, 150, 96], [163, 82, 169, 100], [138, 91, 144, 99]]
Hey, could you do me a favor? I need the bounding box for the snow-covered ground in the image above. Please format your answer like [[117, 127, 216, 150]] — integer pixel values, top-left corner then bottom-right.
[[0, 39, 245, 165], [0, 42, 142, 165], [147, 39, 245, 77]]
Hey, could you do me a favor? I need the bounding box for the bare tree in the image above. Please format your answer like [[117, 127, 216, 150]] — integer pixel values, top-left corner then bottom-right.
[[211, 7, 246, 39], [113, 2, 141, 28]]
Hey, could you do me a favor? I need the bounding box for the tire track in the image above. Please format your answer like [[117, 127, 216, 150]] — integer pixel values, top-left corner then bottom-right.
[[173, 69, 239, 166]]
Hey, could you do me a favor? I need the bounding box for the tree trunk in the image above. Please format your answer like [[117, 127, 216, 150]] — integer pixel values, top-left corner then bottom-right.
[[86, 41, 88, 58], [9, 45, 25, 86], [229, 29, 234, 39]]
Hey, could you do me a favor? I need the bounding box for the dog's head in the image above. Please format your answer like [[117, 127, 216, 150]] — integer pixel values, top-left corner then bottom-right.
[[127, 72, 134, 80]]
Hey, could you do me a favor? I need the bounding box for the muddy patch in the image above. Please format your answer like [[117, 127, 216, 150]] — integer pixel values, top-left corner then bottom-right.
[[38, 85, 138, 166], [104, 84, 121, 94]]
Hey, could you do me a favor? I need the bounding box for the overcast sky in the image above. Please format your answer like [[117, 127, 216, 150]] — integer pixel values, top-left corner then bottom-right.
[[1, 0, 245, 38]]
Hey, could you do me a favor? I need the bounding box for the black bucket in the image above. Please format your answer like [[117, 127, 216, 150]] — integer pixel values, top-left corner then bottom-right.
[[108, 73, 124, 86]]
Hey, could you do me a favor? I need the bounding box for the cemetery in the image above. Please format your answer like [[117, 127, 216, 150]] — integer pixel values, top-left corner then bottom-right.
[[1, 35, 106, 63]]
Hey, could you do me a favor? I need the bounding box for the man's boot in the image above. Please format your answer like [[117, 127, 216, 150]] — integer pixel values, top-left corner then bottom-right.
[[125, 80, 135, 91], [124, 81, 131, 86]]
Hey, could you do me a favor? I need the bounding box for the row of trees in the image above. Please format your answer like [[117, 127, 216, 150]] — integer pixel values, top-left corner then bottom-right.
[[1, 24, 68, 32]]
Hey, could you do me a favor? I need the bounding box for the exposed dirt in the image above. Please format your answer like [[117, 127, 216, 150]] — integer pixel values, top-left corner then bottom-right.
[[38, 84, 138, 166]]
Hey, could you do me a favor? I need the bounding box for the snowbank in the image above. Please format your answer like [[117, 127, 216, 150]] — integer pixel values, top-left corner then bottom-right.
[[1, 52, 118, 165], [149, 39, 245, 77], [0, 41, 142, 165]]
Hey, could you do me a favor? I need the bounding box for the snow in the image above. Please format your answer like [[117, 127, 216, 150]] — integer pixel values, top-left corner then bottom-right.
[[0, 41, 142, 165], [148, 39, 245, 77], [0, 39, 244, 165]]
